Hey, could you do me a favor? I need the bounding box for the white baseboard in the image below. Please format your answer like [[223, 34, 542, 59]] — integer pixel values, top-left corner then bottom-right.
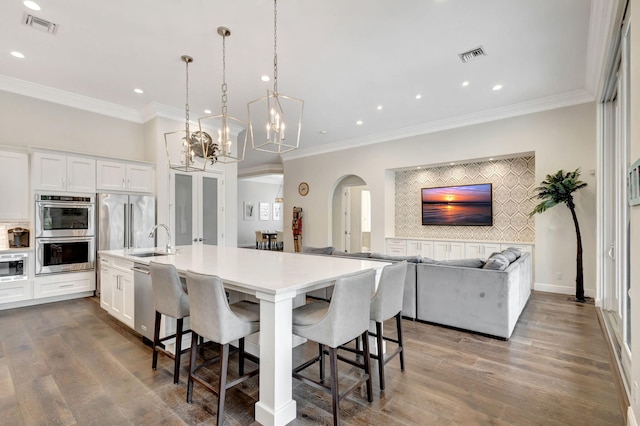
[[533, 282, 595, 298], [629, 406, 637, 426]]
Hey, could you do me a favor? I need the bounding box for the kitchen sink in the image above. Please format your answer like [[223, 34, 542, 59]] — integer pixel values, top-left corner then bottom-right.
[[130, 252, 173, 258]]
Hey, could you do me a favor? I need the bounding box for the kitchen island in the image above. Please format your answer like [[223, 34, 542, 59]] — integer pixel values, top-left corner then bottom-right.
[[99, 245, 388, 426]]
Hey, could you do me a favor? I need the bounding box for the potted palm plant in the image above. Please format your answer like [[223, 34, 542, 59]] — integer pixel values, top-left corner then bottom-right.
[[530, 169, 588, 302]]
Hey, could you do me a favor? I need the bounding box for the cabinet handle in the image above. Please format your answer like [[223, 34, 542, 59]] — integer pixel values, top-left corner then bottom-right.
[[60, 284, 74, 288], [122, 178, 125, 189], [128, 179, 131, 189], [68, 177, 71, 189]]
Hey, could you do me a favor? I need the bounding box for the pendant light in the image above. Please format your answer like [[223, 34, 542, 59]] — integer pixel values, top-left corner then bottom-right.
[[199, 27, 247, 164], [248, 0, 303, 154], [164, 55, 214, 172]]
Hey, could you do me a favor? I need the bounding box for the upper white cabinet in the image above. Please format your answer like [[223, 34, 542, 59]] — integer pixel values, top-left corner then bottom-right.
[[96, 160, 154, 193], [0, 150, 29, 220], [32, 152, 96, 193]]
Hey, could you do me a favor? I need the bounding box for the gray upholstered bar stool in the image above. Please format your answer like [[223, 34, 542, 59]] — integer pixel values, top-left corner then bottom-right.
[[292, 269, 375, 426], [340, 261, 407, 390], [185, 270, 260, 426], [150, 261, 191, 384]]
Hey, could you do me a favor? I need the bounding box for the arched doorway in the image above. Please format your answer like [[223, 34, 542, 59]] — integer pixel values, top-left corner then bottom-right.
[[331, 175, 370, 253]]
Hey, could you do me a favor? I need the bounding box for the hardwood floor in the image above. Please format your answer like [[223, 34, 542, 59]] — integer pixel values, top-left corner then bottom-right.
[[0, 291, 624, 425]]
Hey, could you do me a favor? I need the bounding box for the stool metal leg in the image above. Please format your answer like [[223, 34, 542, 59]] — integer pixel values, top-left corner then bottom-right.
[[329, 347, 340, 426], [186, 331, 199, 403], [396, 312, 405, 371], [152, 311, 162, 370], [375, 321, 385, 390], [217, 343, 230, 426], [174, 318, 184, 384]]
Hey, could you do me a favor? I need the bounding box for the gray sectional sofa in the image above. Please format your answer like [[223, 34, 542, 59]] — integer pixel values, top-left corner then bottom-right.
[[301, 245, 532, 339]]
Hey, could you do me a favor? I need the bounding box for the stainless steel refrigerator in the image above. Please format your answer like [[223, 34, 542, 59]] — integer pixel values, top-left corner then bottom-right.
[[96, 193, 156, 293]]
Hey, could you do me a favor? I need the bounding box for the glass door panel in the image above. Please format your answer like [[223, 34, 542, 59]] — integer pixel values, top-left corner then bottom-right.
[[202, 175, 218, 245], [174, 173, 194, 246]]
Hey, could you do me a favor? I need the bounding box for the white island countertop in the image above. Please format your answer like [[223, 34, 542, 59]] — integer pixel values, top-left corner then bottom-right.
[[99, 244, 388, 426], [99, 245, 387, 297]]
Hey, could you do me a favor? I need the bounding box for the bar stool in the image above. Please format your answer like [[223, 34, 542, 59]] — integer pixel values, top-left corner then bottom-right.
[[292, 269, 375, 426], [150, 261, 191, 384], [340, 261, 407, 390], [185, 270, 260, 425]]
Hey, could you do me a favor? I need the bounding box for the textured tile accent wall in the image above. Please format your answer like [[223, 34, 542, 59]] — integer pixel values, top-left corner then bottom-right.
[[395, 157, 535, 242]]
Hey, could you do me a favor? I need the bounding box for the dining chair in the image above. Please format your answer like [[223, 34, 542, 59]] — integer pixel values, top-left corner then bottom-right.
[[292, 269, 375, 425], [185, 270, 260, 425], [276, 230, 283, 251], [149, 261, 192, 384], [255, 230, 266, 249]]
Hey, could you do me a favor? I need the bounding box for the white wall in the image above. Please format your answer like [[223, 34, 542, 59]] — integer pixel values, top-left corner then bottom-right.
[[282, 102, 597, 295], [0, 90, 143, 159], [237, 180, 284, 247]]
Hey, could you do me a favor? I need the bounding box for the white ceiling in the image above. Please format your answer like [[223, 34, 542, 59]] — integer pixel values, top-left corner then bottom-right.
[[0, 1, 611, 173]]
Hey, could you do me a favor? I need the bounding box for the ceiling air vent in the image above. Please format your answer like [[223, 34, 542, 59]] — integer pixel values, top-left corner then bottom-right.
[[22, 13, 58, 34], [458, 46, 486, 63]]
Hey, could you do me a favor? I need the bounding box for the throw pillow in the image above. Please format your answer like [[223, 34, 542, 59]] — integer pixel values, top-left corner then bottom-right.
[[501, 249, 517, 262], [483, 253, 510, 270], [503, 247, 522, 259]]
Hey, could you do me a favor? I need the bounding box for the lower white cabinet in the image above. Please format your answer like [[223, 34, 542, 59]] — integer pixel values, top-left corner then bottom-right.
[[0, 280, 33, 304], [34, 271, 95, 299], [433, 241, 465, 261], [407, 240, 434, 258], [386, 239, 407, 256], [465, 242, 502, 259], [100, 257, 134, 328]]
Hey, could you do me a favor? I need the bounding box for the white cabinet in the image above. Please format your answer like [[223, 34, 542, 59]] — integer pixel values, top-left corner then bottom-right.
[[385, 239, 407, 256], [34, 271, 95, 299], [0, 280, 33, 304], [0, 150, 29, 220], [32, 152, 96, 193], [407, 240, 433, 258], [433, 241, 465, 261], [100, 257, 134, 328], [465, 242, 502, 259], [97, 160, 154, 193]]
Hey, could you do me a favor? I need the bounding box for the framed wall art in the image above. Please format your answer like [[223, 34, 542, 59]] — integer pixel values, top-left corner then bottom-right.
[[259, 202, 270, 220], [243, 201, 255, 220]]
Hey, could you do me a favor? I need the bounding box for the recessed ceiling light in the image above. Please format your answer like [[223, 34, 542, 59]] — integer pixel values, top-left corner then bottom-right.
[[377, 105, 383, 110], [319, 130, 327, 134], [204, 109, 212, 114], [10, 51, 25, 59], [462, 81, 469, 87], [133, 88, 144, 94], [23, 1, 40, 11], [415, 94, 422, 100], [261, 75, 270, 82], [489, 158, 494, 161], [356, 120, 363, 125], [492, 84, 503, 91], [450, 162, 455, 165], [416, 166, 422, 170]]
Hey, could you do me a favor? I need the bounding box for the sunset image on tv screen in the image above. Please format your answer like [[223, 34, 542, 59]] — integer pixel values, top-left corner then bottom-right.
[[421, 183, 492, 225]]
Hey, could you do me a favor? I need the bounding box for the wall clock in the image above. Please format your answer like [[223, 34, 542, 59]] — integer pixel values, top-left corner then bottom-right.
[[298, 182, 309, 196]]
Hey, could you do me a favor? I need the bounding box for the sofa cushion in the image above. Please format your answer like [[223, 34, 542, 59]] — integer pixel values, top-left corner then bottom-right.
[[331, 251, 371, 258], [302, 246, 335, 255], [370, 253, 421, 263], [483, 253, 510, 270], [434, 258, 486, 268]]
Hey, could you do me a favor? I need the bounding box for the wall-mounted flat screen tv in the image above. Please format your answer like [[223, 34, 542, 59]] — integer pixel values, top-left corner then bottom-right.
[[421, 183, 493, 226]]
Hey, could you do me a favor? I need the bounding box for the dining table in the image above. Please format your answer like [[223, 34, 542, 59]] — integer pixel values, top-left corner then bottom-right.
[[262, 232, 278, 250], [101, 244, 388, 426]]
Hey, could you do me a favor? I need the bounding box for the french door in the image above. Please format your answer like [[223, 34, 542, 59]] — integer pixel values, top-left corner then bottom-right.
[[171, 170, 224, 247]]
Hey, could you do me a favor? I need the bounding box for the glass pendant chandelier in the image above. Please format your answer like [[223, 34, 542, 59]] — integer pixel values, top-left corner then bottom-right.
[[164, 55, 215, 172], [248, 0, 303, 154], [199, 27, 247, 164]]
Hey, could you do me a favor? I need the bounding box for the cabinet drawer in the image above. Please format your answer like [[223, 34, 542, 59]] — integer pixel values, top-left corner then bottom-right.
[[34, 275, 95, 299], [0, 280, 33, 304]]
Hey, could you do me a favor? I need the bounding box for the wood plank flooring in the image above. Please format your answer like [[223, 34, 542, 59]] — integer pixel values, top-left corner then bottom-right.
[[0, 291, 624, 425]]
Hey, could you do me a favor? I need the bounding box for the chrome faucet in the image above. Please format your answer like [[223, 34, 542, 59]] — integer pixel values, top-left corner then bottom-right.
[[149, 224, 174, 254]]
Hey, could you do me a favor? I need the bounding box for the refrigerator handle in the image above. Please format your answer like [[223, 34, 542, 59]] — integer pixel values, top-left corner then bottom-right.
[[123, 203, 128, 249], [129, 203, 134, 248]]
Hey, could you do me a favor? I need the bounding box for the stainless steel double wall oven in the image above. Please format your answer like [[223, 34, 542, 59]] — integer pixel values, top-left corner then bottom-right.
[[35, 194, 95, 275]]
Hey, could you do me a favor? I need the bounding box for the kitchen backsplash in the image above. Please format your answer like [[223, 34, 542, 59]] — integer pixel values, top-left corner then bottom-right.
[[0, 222, 30, 249]]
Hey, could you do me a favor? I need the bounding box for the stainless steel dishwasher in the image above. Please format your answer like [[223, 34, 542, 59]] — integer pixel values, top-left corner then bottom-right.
[[132, 262, 155, 342]]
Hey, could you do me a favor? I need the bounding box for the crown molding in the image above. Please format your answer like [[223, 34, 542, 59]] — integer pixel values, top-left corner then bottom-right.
[[141, 102, 246, 135], [0, 75, 144, 123], [237, 163, 283, 178], [282, 89, 595, 162]]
